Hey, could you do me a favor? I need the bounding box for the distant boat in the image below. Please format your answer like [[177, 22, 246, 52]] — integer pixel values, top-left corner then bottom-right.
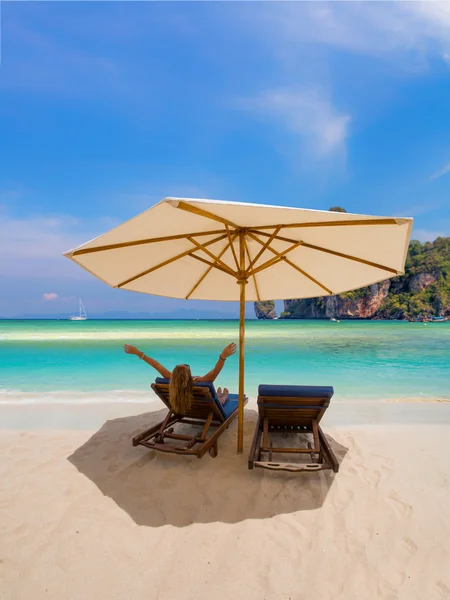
[[69, 299, 87, 321], [330, 317, 340, 322], [427, 316, 449, 323]]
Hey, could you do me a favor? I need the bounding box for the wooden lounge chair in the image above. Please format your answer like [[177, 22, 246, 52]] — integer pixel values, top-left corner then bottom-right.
[[132, 378, 247, 459], [248, 384, 339, 473]]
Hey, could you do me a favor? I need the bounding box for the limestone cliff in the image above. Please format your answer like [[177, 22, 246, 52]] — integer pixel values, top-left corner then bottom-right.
[[282, 281, 391, 319]]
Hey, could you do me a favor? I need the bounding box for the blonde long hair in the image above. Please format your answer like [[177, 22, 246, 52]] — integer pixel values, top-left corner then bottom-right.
[[169, 365, 194, 414]]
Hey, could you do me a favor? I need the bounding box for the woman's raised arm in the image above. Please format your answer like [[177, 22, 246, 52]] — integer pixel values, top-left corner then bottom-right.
[[195, 343, 236, 383], [123, 344, 172, 379]]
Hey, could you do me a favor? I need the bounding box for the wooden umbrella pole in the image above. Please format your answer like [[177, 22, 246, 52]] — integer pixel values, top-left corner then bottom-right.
[[238, 276, 246, 453], [237, 231, 247, 453]]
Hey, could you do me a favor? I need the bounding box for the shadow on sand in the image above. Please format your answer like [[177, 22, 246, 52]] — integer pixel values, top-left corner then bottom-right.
[[68, 408, 348, 527]]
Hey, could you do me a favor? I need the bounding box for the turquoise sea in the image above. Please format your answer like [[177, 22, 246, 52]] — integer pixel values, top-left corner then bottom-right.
[[0, 319, 449, 402]]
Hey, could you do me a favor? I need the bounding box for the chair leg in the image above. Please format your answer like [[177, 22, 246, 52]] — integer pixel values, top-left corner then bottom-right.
[[199, 412, 214, 442], [262, 417, 269, 451], [208, 442, 218, 458], [188, 411, 214, 449], [312, 420, 320, 456], [248, 418, 262, 470], [155, 410, 175, 444], [318, 425, 339, 473]]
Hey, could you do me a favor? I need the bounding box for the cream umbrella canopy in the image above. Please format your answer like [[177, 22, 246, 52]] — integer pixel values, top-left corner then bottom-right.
[[64, 198, 413, 452]]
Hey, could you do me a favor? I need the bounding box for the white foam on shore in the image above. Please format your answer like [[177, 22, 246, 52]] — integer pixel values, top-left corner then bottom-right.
[[385, 396, 450, 403], [0, 389, 155, 405], [1, 387, 449, 406]]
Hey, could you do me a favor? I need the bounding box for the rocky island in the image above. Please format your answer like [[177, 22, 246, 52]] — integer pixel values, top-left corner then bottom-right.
[[254, 300, 277, 319]]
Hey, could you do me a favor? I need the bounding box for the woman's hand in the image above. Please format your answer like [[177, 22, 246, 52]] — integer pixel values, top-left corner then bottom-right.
[[123, 344, 140, 356], [221, 343, 237, 359]]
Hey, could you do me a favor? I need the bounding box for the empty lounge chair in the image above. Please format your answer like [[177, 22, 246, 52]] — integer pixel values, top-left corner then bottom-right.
[[248, 384, 339, 473]]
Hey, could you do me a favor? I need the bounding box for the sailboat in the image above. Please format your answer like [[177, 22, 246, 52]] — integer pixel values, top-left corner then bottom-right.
[[69, 299, 88, 321]]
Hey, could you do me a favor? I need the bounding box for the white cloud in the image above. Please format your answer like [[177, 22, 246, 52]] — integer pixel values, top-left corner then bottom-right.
[[251, 2, 450, 64], [240, 88, 350, 158], [412, 228, 449, 242], [42, 292, 58, 301], [429, 163, 450, 181], [1, 213, 77, 261], [234, 3, 450, 166], [0, 209, 118, 279], [395, 200, 449, 218]]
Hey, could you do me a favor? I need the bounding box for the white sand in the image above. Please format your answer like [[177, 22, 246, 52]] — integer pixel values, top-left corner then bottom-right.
[[1, 403, 450, 600]]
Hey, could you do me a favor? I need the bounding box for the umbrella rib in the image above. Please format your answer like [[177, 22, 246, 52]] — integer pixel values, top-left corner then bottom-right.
[[283, 258, 334, 295], [70, 229, 227, 257], [250, 218, 400, 231], [247, 255, 285, 277], [243, 237, 261, 302], [185, 234, 238, 299], [189, 254, 238, 278], [186, 236, 237, 277], [173, 201, 240, 229], [248, 232, 334, 295], [250, 229, 299, 245], [247, 226, 282, 270], [116, 233, 228, 288], [300, 241, 400, 274], [226, 225, 240, 270], [246, 240, 304, 277], [250, 231, 400, 275]]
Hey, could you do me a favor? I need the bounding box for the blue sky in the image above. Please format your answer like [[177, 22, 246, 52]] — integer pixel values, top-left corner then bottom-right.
[[1, 1, 450, 317]]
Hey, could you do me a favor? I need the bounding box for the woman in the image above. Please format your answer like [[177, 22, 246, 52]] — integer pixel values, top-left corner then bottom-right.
[[123, 342, 237, 414]]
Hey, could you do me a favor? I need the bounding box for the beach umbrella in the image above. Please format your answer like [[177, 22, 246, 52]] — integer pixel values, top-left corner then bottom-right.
[[64, 198, 413, 452]]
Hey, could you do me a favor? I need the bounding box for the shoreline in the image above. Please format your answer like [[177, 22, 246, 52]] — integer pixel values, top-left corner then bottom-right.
[[2, 388, 450, 404], [2, 396, 450, 431]]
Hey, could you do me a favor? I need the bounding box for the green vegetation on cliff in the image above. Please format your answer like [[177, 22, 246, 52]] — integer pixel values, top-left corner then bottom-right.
[[339, 237, 450, 318], [333, 237, 450, 318], [377, 237, 450, 319]]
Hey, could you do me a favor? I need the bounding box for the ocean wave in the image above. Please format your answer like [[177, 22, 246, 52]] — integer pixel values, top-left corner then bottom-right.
[[0, 388, 157, 405]]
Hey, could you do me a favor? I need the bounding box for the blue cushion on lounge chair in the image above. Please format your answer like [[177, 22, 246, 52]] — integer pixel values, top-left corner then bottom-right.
[[221, 394, 239, 418], [258, 384, 334, 399]]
